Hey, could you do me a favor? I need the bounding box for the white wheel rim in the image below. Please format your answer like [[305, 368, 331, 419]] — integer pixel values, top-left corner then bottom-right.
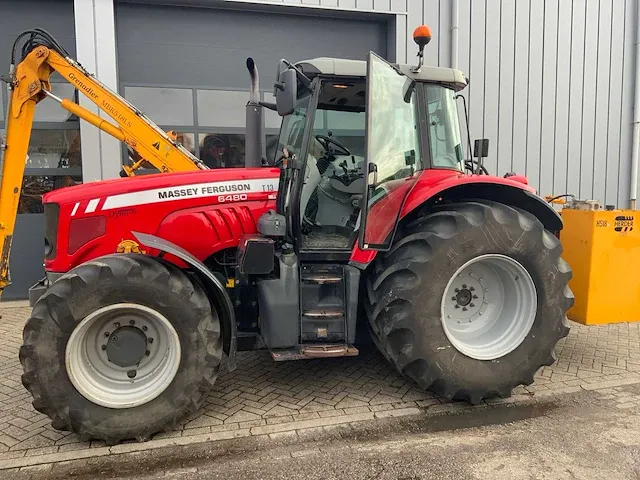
[[440, 254, 538, 361], [65, 303, 181, 409]]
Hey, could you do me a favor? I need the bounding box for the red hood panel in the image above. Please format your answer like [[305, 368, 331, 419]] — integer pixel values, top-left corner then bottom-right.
[[44, 168, 281, 205]]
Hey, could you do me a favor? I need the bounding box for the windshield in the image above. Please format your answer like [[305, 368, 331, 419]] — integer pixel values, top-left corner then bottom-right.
[[425, 86, 463, 170]]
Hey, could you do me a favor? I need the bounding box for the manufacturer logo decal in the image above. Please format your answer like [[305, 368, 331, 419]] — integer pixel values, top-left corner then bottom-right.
[[614, 215, 634, 233]]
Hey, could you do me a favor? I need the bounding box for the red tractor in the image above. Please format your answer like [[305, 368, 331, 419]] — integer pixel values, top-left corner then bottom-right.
[[19, 28, 573, 443]]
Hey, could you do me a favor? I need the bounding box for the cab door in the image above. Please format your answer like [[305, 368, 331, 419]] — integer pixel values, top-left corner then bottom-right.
[[359, 52, 423, 250]]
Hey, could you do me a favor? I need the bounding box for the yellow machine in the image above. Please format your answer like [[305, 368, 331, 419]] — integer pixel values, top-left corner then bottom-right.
[[553, 199, 640, 325], [0, 29, 207, 295]]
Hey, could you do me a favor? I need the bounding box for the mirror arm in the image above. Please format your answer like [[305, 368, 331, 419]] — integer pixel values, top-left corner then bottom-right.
[[280, 59, 313, 92], [455, 94, 473, 168]]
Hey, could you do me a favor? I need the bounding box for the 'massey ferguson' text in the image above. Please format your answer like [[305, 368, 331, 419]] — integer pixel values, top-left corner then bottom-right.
[[157, 183, 251, 199]]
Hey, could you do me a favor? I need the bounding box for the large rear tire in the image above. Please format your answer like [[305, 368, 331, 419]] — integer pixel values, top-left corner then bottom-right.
[[19, 254, 222, 444], [365, 200, 573, 403]]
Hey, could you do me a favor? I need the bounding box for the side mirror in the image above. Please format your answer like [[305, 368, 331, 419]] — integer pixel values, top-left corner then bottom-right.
[[474, 138, 489, 158], [274, 68, 297, 117]]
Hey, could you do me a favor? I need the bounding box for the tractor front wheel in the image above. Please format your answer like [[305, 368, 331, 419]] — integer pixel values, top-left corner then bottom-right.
[[19, 253, 222, 444], [365, 200, 574, 403]]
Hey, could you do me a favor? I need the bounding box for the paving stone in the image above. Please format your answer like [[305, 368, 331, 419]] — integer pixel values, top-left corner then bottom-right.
[[0, 305, 639, 466]]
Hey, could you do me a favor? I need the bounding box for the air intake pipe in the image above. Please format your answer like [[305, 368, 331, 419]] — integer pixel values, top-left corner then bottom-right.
[[245, 58, 265, 167]]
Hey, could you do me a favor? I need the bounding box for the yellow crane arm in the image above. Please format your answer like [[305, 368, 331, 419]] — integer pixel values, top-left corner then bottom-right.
[[0, 43, 207, 295]]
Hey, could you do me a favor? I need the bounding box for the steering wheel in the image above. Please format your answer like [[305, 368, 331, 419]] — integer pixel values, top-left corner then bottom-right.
[[315, 135, 351, 157]]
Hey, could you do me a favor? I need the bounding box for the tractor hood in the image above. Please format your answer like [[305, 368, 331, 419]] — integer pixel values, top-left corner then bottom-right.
[[43, 168, 281, 207]]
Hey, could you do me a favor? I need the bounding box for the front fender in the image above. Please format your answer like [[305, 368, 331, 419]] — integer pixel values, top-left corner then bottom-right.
[[132, 231, 237, 372]]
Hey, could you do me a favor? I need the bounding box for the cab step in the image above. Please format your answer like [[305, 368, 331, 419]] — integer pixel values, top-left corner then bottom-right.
[[270, 344, 359, 361]]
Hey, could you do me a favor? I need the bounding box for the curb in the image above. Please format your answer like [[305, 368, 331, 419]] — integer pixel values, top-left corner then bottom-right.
[[2, 374, 639, 471]]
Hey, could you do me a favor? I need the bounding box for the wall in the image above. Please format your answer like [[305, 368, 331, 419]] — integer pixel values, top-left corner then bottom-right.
[[401, 0, 638, 208]]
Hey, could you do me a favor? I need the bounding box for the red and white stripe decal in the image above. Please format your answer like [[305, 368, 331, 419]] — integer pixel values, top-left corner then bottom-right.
[[93, 178, 280, 211]]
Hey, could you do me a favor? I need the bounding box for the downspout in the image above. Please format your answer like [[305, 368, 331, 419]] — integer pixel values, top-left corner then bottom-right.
[[451, 0, 459, 69], [631, 1, 640, 210]]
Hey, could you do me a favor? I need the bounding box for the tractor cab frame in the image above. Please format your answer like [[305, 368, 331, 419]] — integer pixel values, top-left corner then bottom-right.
[[268, 52, 469, 261]]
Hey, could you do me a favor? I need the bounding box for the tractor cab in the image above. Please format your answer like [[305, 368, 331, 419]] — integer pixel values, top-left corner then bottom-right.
[[267, 36, 468, 258]]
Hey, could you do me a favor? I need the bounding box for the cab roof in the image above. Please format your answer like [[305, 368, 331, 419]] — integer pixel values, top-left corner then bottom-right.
[[295, 57, 468, 92]]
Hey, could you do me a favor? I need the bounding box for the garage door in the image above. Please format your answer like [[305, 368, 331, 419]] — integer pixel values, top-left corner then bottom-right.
[[0, 0, 81, 299], [115, 2, 387, 167]]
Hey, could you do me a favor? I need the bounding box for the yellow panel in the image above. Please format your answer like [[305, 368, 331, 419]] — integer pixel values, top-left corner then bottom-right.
[[559, 209, 640, 325]]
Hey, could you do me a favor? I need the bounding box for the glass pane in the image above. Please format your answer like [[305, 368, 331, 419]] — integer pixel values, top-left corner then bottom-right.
[[363, 53, 421, 249], [27, 130, 82, 169], [276, 91, 312, 161], [263, 92, 281, 129], [35, 84, 77, 122], [426, 85, 464, 169], [265, 134, 279, 164], [198, 133, 245, 168], [198, 90, 246, 128], [19, 175, 83, 214], [124, 87, 194, 126]]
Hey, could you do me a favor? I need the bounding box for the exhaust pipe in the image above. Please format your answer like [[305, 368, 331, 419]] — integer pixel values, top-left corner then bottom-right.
[[245, 57, 264, 167]]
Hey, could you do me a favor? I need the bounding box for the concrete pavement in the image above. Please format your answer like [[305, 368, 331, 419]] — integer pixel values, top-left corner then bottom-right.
[[0, 301, 639, 474]]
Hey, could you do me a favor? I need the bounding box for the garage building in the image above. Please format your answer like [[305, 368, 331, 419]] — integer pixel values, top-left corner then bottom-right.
[[1, 0, 638, 298]]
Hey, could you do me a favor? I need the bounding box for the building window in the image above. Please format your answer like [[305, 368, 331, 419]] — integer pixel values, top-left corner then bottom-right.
[[123, 87, 194, 126], [1, 83, 82, 215], [199, 133, 245, 168], [197, 90, 246, 128], [119, 86, 285, 169]]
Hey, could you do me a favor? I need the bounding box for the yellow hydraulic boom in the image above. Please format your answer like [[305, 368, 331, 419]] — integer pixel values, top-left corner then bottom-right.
[[0, 29, 207, 295]]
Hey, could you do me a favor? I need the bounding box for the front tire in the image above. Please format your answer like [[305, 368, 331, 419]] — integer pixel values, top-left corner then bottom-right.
[[19, 254, 222, 443], [365, 200, 573, 403]]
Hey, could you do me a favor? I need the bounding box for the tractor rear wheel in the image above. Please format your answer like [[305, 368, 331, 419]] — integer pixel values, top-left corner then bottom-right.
[[19, 254, 221, 444], [365, 200, 573, 403]]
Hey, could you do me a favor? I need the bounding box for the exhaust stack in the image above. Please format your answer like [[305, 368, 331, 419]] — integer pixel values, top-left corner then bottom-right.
[[245, 57, 264, 167]]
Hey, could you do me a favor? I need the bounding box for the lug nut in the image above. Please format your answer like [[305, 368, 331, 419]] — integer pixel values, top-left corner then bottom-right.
[[470, 286, 475, 291], [142, 326, 147, 332], [127, 370, 137, 379], [101, 345, 107, 351], [470, 303, 475, 307], [455, 305, 460, 309], [462, 307, 468, 311], [452, 296, 457, 301], [473, 295, 478, 299], [455, 288, 460, 293], [104, 332, 110, 337], [145, 350, 150, 356], [462, 284, 467, 289], [115, 322, 120, 328], [129, 320, 135, 325], [148, 338, 154, 344]]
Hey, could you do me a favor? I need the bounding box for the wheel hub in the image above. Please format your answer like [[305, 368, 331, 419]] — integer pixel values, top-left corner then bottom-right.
[[66, 303, 181, 409], [455, 289, 472, 307], [440, 254, 538, 361], [106, 326, 147, 367]]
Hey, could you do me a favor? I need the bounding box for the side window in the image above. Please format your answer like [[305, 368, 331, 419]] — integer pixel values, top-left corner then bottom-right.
[[426, 86, 463, 170]]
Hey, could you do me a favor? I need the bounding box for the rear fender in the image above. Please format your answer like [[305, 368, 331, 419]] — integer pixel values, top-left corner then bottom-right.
[[132, 231, 237, 371], [350, 179, 562, 268]]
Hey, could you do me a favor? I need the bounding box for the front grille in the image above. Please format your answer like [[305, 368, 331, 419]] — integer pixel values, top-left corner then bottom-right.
[[43, 202, 60, 260]]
